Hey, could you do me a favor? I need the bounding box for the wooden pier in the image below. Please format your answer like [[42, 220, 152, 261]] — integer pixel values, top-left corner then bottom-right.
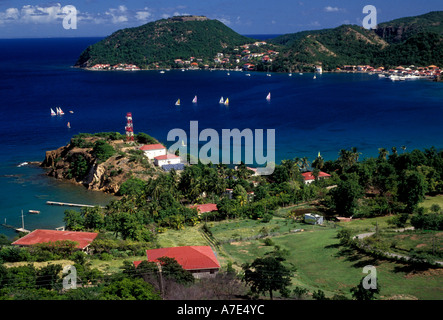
[[1, 222, 30, 234], [46, 201, 105, 209]]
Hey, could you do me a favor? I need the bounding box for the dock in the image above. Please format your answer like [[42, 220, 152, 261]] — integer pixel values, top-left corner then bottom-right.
[[1, 223, 30, 233], [46, 201, 105, 209]]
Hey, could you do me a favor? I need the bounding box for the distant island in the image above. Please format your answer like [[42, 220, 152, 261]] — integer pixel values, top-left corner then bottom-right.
[[75, 12, 443, 75]]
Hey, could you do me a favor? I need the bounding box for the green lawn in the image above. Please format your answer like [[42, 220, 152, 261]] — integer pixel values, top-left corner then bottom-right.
[[421, 194, 443, 210], [212, 217, 443, 300]]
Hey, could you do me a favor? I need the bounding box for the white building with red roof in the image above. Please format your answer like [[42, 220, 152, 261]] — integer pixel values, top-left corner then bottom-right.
[[134, 246, 220, 278], [139, 143, 166, 159], [301, 171, 331, 184], [154, 153, 181, 167]]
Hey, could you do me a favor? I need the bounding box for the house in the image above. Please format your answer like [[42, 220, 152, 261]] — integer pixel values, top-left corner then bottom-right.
[[12, 229, 98, 253], [304, 213, 323, 225], [154, 153, 181, 167], [242, 63, 255, 71], [191, 203, 218, 215], [301, 171, 331, 184], [134, 246, 220, 278], [139, 144, 166, 159]]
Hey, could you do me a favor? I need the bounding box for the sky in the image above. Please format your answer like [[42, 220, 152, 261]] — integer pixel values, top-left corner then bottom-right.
[[0, 0, 442, 38]]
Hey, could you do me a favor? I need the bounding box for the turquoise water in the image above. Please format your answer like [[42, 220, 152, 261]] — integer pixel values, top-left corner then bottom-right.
[[0, 38, 442, 238]]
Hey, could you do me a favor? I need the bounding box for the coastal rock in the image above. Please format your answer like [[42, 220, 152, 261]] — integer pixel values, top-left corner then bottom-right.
[[41, 134, 162, 195]]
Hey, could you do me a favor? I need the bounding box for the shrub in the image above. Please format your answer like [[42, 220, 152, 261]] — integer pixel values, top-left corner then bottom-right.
[[92, 140, 116, 163]]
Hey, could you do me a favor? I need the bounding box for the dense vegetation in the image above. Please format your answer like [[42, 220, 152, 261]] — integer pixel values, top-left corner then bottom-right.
[[270, 11, 443, 70], [75, 17, 254, 68], [75, 12, 443, 72], [2, 143, 443, 300]]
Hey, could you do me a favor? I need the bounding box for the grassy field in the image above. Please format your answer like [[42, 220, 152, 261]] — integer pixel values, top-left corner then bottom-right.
[[421, 194, 443, 209], [218, 221, 443, 300]]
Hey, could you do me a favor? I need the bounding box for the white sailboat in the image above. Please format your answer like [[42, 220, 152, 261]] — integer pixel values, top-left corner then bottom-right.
[[219, 97, 224, 104], [224, 98, 229, 106], [266, 92, 271, 101], [175, 99, 180, 106], [59, 107, 64, 115], [192, 95, 197, 103], [50, 108, 56, 116], [313, 75, 317, 79], [67, 122, 71, 129]]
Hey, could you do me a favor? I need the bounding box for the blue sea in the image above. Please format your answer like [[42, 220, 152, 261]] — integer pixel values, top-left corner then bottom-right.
[[0, 37, 442, 238]]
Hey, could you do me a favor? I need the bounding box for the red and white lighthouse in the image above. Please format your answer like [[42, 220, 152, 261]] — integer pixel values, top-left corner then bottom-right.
[[125, 112, 134, 142]]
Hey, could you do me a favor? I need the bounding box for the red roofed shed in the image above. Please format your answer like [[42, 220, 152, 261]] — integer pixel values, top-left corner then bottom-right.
[[191, 203, 218, 214]]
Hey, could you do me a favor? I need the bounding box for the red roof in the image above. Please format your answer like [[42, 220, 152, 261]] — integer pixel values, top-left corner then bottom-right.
[[301, 171, 331, 181], [12, 229, 98, 249], [191, 203, 218, 213], [154, 154, 180, 160], [139, 144, 166, 151], [134, 246, 220, 271]]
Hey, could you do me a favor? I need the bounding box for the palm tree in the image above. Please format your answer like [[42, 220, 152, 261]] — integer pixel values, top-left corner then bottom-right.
[[300, 157, 310, 172], [391, 146, 398, 156], [351, 147, 361, 163], [312, 154, 325, 170], [378, 148, 389, 160], [338, 149, 354, 171], [401, 145, 407, 153], [281, 158, 300, 181]]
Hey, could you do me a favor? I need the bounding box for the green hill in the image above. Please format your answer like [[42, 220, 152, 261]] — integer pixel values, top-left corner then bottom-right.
[[271, 25, 388, 70], [375, 11, 443, 43], [75, 16, 254, 68], [270, 11, 443, 71]]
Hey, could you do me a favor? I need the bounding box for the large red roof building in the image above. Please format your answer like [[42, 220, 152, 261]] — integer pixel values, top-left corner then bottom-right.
[[12, 229, 98, 252], [134, 246, 220, 278]]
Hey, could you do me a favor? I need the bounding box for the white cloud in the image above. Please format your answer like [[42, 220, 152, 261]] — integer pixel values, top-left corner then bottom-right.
[[324, 6, 345, 13], [0, 3, 154, 26], [135, 7, 152, 21], [105, 5, 129, 24]]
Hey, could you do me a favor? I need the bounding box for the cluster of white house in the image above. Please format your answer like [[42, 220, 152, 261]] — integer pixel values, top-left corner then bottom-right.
[[139, 143, 183, 171]]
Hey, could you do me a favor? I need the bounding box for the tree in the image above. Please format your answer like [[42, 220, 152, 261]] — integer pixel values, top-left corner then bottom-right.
[[378, 148, 389, 161], [242, 256, 292, 300], [329, 173, 364, 217], [118, 177, 147, 196], [350, 276, 380, 300], [64, 209, 85, 231], [101, 277, 161, 300], [157, 256, 195, 285], [397, 170, 427, 213], [92, 140, 115, 163]]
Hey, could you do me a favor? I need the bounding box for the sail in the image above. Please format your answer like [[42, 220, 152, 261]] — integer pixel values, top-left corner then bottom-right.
[[67, 122, 71, 128], [192, 96, 197, 103], [224, 98, 229, 106], [50, 108, 56, 116], [219, 97, 224, 104], [59, 108, 64, 115], [175, 99, 180, 106], [266, 92, 271, 101]]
